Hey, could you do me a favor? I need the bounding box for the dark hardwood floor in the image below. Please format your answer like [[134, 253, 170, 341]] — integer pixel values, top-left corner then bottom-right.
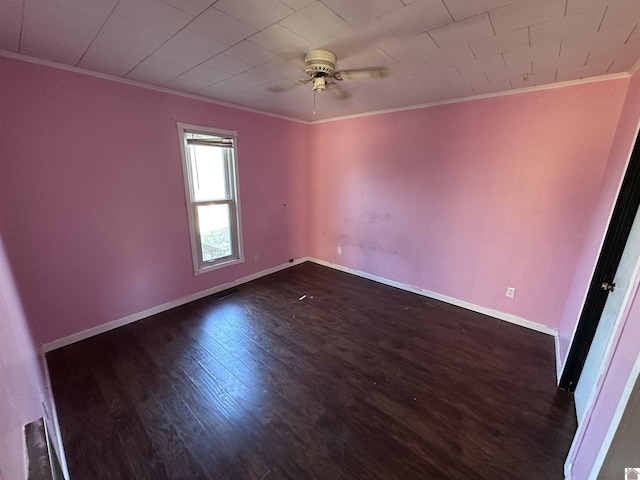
[[47, 262, 576, 479]]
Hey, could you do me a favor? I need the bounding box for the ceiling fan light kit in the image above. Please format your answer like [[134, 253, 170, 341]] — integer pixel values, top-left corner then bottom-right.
[[304, 49, 338, 78], [270, 49, 391, 115]]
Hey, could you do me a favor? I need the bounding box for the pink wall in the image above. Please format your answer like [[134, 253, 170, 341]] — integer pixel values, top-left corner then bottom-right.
[[2, 52, 639, 480], [0, 56, 310, 345], [557, 72, 640, 366], [566, 70, 640, 479], [308, 80, 629, 329], [0, 235, 48, 479]]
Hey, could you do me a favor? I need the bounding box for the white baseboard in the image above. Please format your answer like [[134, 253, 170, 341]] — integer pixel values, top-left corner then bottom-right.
[[43, 256, 557, 353], [40, 354, 70, 480], [42, 258, 308, 352], [556, 333, 564, 384], [307, 257, 556, 336]]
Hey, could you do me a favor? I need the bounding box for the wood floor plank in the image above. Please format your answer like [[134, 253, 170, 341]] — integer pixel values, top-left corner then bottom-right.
[[47, 262, 576, 479]]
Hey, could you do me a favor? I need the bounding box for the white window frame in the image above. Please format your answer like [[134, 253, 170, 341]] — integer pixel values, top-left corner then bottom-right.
[[177, 122, 244, 275]]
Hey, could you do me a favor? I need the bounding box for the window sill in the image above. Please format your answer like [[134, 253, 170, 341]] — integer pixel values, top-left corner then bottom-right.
[[194, 256, 244, 275]]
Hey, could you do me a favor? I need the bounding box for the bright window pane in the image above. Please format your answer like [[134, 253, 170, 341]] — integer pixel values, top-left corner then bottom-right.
[[190, 144, 228, 202], [197, 203, 232, 261]]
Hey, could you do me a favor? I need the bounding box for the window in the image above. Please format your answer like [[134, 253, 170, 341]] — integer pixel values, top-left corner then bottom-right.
[[178, 123, 243, 274]]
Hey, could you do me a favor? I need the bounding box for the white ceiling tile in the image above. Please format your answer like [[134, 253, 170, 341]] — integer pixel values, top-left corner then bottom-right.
[[113, 0, 193, 34], [201, 54, 253, 75], [489, 0, 565, 35], [337, 47, 396, 69], [225, 40, 277, 66], [489, 62, 531, 85], [397, 75, 440, 96], [151, 43, 214, 67], [388, 58, 429, 76], [0, 0, 23, 51], [533, 40, 589, 73], [164, 28, 227, 58], [628, 24, 640, 45], [503, 40, 560, 68], [557, 41, 593, 69], [279, 2, 350, 43], [456, 54, 505, 75], [598, 1, 640, 35], [380, 32, 440, 60], [556, 59, 612, 81], [20, 40, 85, 65], [469, 28, 528, 58], [565, 0, 607, 16], [101, 13, 172, 49], [321, 0, 403, 26], [442, 0, 519, 21], [380, 0, 453, 38], [248, 23, 310, 53], [587, 42, 640, 71], [442, 76, 475, 97], [429, 13, 495, 49], [126, 56, 193, 84], [529, 70, 557, 86], [165, 66, 231, 91], [530, 7, 606, 45], [218, 84, 276, 104], [21, 1, 104, 65], [188, 6, 257, 45], [279, 0, 314, 10], [469, 74, 511, 95], [565, 28, 634, 52], [78, 55, 147, 77], [5, 0, 640, 121], [45, 0, 118, 21], [610, 46, 640, 72], [137, 54, 197, 76], [503, 61, 532, 78], [77, 32, 155, 76], [322, 19, 395, 59], [407, 75, 452, 97], [201, 72, 267, 96], [416, 65, 462, 83], [246, 59, 300, 78], [214, 0, 293, 30], [124, 67, 169, 84], [422, 44, 475, 69], [161, 0, 214, 16]]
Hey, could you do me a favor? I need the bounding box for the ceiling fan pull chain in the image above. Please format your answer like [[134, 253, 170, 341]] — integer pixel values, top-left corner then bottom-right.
[[313, 89, 316, 116]]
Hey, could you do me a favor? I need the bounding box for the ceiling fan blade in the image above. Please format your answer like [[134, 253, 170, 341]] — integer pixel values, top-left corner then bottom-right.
[[267, 78, 311, 93], [326, 82, 351, 100], [333, 66, 390, 81]]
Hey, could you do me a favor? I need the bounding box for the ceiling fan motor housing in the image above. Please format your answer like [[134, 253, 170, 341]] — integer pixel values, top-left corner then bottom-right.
[[304, 49, 337, 77]]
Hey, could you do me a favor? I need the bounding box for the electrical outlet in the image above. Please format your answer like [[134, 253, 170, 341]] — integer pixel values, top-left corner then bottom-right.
[[337, 246, 342, 255], [506, 287, 516, 298], [253, 254, 259, 262]]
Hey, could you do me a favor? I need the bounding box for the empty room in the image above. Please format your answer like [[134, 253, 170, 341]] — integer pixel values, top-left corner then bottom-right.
[[2, 0, 640, 479]]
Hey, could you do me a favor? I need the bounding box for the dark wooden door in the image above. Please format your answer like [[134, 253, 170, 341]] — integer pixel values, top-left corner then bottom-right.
[[559, 133, 640, 391]]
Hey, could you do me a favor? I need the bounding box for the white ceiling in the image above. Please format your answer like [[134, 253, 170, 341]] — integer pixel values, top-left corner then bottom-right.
[[1, 0, 640, 122]]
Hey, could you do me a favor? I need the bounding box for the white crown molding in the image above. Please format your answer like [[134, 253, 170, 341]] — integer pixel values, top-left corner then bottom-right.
[[2, 50, 632, 126], [310, 72, 631, 125], [0, 50, 309, 125]]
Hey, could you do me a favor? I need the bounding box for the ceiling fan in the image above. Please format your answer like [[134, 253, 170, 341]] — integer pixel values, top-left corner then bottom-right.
[[269, 49, 390, 111]]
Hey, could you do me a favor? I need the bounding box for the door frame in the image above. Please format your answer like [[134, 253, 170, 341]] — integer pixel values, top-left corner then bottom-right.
[[559, 132, 640, 391]]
